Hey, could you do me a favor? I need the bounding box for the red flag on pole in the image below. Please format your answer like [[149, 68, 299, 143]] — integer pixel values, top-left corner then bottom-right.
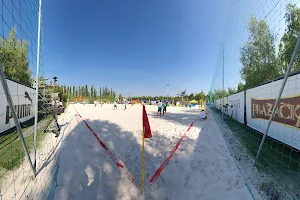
[[142, 105, 152, 138]]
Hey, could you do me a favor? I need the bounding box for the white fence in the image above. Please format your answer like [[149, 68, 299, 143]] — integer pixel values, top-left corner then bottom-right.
[[215, 73, 300, 150], [228, 92, 245, 124]]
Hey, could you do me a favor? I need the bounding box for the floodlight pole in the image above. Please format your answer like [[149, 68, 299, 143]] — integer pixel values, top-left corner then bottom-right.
[[166, 84, 169, 99]]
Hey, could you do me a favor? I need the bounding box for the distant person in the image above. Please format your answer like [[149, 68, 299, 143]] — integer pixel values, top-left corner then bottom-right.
[[101, 101, 103, 107], [162, 101, 167, 115], [94, 100, 97, 107], [200, 109, 207, 120], [157, 100, 162, 116], [114, 101, 117, 109]]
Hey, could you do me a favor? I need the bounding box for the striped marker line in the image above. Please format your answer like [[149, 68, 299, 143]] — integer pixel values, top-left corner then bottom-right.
[[72, 105, 137, 187], [149, 120, 196, 183]]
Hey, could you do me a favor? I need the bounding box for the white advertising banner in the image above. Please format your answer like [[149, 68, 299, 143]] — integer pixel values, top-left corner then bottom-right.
[[220, 97, 228, 114], [246, 73, 300, 150], [0, 79, 36, 133], [215, 97, 229, 111], [228, 92, 245, 123], [215, 99, 221, 109]]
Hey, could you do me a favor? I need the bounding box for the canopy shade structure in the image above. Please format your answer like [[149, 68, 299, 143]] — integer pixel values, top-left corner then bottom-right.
[[190, 100, 198, 104]]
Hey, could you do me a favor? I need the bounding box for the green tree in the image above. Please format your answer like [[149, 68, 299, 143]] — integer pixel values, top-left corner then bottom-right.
[[118, 94, 123, 101], [188, 93, 194, 100], [228, 87, 236, 95], [279, 4, 300, 73], [0, 27, 31, 85], [240, 16, 279, 89], [75, 86, 78, 97], [214, 89, 228, 100], [64, 85, 67, 96], [81, 86, 85, 96], [94, 88, 97, 98], [84, 85, 88, 97], [237, 82, 245, 92], [195, 91, 206, 100], [112, 91, 116, 100], [91, 85, 94, 99]]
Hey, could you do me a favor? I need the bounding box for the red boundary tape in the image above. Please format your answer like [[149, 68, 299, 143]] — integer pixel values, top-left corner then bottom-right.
[[149, 120, 196, 183], [72, 105, 137, 186]]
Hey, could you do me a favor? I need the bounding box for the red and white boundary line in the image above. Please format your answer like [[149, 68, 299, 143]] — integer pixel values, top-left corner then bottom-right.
[[72, 105, 137, 187], [149, 120, 196, 183]]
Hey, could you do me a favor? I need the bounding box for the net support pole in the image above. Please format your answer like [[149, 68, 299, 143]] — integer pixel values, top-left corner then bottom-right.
[[142, 127, 145, 194], [0, 65, 35, 175], [222, 44, 225, 122], [254, 37, 300, 166], [33, 0, 42, 172]]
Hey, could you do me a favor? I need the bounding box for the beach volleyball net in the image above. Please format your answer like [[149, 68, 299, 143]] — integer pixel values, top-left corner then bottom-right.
[[210, 0, 300, 199], [0, 1, 62, 199]]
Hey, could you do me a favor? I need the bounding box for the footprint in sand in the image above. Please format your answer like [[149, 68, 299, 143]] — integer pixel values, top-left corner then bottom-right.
[[195, 145, 208, 153], [213, 144, 229, 157], [203, 134, 215, 144], [190, 160, 206, 174], [201, 124, 212, 131], [196, 194, 209, 200]]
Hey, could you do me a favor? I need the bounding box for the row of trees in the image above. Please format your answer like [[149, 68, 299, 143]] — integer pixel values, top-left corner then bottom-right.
[[213, 4, 300, 102], [213, 82, 245, 100], [53, 85, 117, 103], [131, 91, 210, 102], [240, 4, 300, 89]]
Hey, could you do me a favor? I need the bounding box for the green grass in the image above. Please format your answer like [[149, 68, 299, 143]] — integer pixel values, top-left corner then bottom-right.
[[0, 116, 52, 171], [0, 132, 19, 150], [223, 112, 299, 174], [211, 107, 300, 198]]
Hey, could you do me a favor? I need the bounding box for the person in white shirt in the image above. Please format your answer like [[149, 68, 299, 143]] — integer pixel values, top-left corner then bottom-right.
[[157, 100, 163, 116], [114, 101, 117, 109], [124, 100, 127, 109], [200, 109, 207, 120]]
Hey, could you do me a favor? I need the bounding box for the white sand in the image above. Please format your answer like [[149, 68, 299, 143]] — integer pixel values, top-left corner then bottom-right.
[[53, 104, 253, 200]]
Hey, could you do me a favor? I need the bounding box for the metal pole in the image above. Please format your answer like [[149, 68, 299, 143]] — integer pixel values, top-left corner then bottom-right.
[[34, 0, 42, 171], [0, 65, 35, 175], [166, 84, 169, 99], [141, 127, 145, 194], [222, 44, 225, 121], [254, 37, 300, 166]]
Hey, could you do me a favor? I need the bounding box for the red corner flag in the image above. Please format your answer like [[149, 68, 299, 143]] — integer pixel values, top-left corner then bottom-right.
[[142, 105, 152, 138]]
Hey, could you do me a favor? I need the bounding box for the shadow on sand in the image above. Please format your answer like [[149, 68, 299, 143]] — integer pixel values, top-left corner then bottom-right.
[[51, 113, 203, 199], [36, 106, 252, 200]]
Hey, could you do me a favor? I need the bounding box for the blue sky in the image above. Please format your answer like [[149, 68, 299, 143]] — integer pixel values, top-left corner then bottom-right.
[[43, 0, 232, 96]]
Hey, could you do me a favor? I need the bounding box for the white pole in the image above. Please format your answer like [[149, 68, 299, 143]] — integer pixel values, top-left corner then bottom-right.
[[166, 84, 169, 98], [222, 44, 224, 121], [34, 0, 42, 171]]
